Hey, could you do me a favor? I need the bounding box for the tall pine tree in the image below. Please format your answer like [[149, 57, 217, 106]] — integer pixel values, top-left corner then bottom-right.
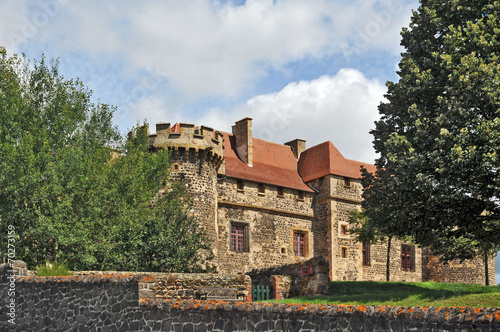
[[365, 1, 500, 285]]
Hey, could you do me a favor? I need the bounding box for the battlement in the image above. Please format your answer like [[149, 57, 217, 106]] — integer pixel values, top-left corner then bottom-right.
[[149, 122, 224, 159]]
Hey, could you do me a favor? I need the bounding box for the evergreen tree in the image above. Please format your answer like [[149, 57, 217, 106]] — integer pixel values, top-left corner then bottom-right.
[[365, 1, 500, 285]]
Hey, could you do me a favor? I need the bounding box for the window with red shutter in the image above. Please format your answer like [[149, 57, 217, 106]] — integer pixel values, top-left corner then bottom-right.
[[401, 244, 413, 271]]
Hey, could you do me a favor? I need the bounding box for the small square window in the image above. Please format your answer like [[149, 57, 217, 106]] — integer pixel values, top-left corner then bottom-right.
[[171, 162, 180, 172], [297, 190, 304, 200], [343, 177, 351, 187], [277, 187, 284, 197], [340, 225, 348, 236], [237, 179, 244, 191], [341, 247, 348, 258], [318, 177, 324, 186], [258, 183, 265, 195]]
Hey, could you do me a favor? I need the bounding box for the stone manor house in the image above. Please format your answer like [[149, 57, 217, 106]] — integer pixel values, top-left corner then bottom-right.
[[147, 117, 494, 285]]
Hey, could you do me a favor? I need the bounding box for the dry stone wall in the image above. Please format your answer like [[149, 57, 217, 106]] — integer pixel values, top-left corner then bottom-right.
[[2, 264, 499, 331], [73, 270, 252, 301]]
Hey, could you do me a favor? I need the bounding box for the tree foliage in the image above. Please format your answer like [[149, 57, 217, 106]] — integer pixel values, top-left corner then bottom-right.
[[0, 48, 213, 272], [363, 1, 500, 284]]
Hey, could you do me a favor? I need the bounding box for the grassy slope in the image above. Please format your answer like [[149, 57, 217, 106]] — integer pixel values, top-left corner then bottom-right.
[[268, 281, 500, 308]]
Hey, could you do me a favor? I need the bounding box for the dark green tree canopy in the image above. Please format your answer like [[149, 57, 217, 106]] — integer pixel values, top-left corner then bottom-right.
[[0, 48, 213, 272], [364, 0, 500, 267]]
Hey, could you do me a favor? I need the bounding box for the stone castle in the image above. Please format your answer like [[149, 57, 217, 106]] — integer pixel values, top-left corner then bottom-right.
[[147, 117, 495, 285]]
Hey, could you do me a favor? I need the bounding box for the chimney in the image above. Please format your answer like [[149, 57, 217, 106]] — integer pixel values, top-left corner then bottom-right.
[[232, 117, 253, 166], [285, 139, 306, 159]]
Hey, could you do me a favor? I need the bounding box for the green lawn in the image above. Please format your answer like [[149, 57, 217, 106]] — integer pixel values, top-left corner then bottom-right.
[[267, 281, 500, 308]]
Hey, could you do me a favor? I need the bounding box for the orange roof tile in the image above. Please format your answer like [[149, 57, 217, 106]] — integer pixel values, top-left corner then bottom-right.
[[221, 132, 313, 192], [298, 141, 376, 182]]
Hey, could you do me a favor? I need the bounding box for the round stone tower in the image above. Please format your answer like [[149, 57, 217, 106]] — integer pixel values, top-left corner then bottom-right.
[[148, 122, 224, 268]]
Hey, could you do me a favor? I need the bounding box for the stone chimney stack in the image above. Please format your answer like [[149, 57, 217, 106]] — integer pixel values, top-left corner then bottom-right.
[[232, 117, 253, 166], [285, 139, 306, 159]]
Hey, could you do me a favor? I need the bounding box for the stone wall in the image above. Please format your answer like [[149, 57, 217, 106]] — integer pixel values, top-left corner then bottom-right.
[[247, 257, 331, 297], [73, 270, 252, 301], [424, 252, 496, 286], [2, 272, 499, 331]]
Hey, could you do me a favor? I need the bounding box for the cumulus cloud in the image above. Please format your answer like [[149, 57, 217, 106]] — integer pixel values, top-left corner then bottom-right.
[[198, 68, 386, 163], [2, 0, 415, 99]]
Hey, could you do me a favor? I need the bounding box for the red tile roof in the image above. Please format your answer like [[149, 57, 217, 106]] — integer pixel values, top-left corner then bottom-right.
[[221, 132, 313, 192], [297, 141, 376, 183]]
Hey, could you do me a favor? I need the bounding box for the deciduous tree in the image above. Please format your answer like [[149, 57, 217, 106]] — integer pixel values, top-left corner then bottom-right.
[[365, 0, 500, 285], [0, 48, 213, 272]]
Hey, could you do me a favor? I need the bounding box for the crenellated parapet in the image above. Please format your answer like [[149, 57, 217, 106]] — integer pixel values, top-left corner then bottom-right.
[[149, 122, 224, 169]]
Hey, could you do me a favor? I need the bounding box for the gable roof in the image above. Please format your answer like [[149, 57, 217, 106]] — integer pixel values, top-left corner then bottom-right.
[[297, 141, 376, 183], [221, 132, 313, 192]]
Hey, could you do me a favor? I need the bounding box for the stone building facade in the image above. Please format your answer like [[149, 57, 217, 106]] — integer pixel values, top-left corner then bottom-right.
[[147, 118, 495, 285]]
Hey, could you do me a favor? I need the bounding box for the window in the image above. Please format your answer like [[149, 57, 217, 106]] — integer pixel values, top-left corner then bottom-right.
[[171, 162, 180, 172], [341, 247, 348, 258], [340, 225, 348, 236], [277, 186, 284, 197], [318, 177, 324, 186], [362, 243, 370, 266], [401, 244, 415, 271], [237, 179, 244, 191], [343, 177, 351, 187], [293, 232, 307, 257], [231, 223, 249, 252], [297, 190, 304, 200], [258, 183, 265, 195]]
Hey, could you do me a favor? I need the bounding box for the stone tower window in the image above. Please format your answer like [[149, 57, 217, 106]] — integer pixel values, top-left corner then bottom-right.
[[231, 222, 249, 252], [297, 190, 304, 201], [343, 177, 351, 187], [362, 243, 371, 266], [401, 244, 415, 271], [237, 179, 244, 192], [293, 231, 307, 257], [171, 162, 180, 172], [340, 224, 348, 236], [277, 186, 284, 197], [341, 247, 348, 258], [258, 183, 265, 195]]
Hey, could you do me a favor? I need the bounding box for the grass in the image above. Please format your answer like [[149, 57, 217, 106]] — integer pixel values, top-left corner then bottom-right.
[[267, 281, 500, 308], [35, 261, 74, 276]]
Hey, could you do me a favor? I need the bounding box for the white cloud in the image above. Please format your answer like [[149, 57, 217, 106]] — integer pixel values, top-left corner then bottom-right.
[[5, 0, 415, 99], [199, 68, 386, 163]]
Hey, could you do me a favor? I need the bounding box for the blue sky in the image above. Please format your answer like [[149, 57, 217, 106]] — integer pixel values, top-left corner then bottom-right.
[[1, 0, 498, 284]]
